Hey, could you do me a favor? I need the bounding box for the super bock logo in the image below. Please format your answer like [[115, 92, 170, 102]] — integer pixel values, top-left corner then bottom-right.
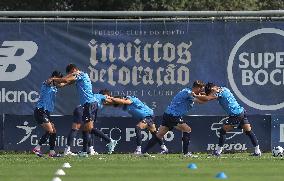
[[0, 41, 38, 81], [228, 28, 284, 111], [16, 121, 37, 144]]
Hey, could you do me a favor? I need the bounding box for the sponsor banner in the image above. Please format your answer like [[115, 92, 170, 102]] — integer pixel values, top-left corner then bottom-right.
[[188, 115, 271, 152], [3, 114, 270, 152], [0, 114, 3, 149], [3, 114, 182, 153], [0, 21, 284, 115], [271, 115, 284, 148]]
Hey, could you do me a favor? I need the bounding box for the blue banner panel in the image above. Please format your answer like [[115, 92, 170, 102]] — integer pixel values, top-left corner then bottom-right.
[[187, 115, 271, 152], [271, 115, 284, 148], [0, 21, 284, 116], [3, 115, 182, 153], [3, 114, 270, 153], [0, 114, 3, 150]]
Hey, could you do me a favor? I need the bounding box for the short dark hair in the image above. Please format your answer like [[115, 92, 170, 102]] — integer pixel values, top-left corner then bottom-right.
[[51, 70, 63, 78], [66, 63, 78, 73], [205, 82, 216, 95], [99, 89, 111, 96], [192, 80, 205, 89]]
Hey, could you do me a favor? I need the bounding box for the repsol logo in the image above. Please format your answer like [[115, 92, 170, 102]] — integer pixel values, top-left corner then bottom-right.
[[228, 28, 284, 110], [207, 143, 248, 151], [0, 88, 39, 103]]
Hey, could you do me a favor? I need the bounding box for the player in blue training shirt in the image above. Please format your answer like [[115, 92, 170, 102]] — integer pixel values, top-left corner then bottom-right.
[[33, 70, 65, 157], [64, 89, 118, 156], [51, 64, 117, 156], [195, 82, 261, 156], [142, 80, 205, 157], [110, 96, 168, 154]]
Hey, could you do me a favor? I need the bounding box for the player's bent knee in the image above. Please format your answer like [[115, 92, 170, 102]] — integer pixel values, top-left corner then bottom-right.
[[243, 124, 252, 132], [219, 128, 226, 135], [156, 133, 164, 139]]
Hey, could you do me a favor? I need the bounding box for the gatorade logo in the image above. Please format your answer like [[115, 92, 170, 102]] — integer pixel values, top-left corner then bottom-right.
[[228, 28, 284, 110], [0, 41, 38, 81]]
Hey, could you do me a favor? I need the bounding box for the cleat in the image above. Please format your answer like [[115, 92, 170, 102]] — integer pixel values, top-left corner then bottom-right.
[[78, 151, 89, 157], [89, 148, 99, 156], [251, 152, 261, 156], [212, 151, 221, 157], [64, 149, 77, 156], [49, 153, 62, 158], [32, 148, 44, 157], [134, 149, 142, 155], [106, 140, 118, 154], [183, 152, 198, 158], [160, 147, 169, 154], [143, 153, 156, 158]]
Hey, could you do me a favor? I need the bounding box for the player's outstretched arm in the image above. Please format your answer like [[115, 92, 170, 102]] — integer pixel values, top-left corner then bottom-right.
[[50, 73, 77, 85], [103, 96, 115, 105], [194, 97, 207, 104], [110, 97, 132, 105], [194, 94, 217, 102]]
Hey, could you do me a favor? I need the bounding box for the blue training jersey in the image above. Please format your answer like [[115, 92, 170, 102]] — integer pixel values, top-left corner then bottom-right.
[[216, 87, 244, 116], [124, 96, 153, 120], [36, 82, 57, 112], [93, 94, 107, 109], [165, 88, 194, 116], [74, 71, 96, 105]]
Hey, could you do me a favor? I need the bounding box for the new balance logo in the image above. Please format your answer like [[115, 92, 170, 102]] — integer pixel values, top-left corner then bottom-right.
[[0, 41, 38, 81]]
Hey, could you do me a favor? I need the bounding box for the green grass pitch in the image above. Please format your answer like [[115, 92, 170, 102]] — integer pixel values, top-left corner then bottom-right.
[[0, 152, 283, 181]]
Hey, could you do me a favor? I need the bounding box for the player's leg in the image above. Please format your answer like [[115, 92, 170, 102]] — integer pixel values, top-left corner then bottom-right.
[[134, 121, 148, 154], [147, 121, 168, 154], [64, 123, 81, 156], [48, 122, 61, 157], [142, 125, 169, 154], [215, 124, 234, 156], [175, 123, 194, 157], [65, 106, 83, 155], [33, 121, 53, 156], [142, 113, 177, 154], [88, 105, 117, 154], [33, 108, 52, 157], [80, 103, 94, 156], [241, 115, 261, 156], [81, 121, 93, 154]]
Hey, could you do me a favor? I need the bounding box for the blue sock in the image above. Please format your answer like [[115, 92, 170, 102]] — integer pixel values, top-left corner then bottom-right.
[[245, 130, 258, 147], [49, 133, 56, 150], [91, 128, 111, 143], [38, 132, 50, 146], [152, 131, 164, 146], [135, 127, 142, 146], [182, 132, 191, 154], [67, 129, 78, 146], [82, 131, 91, 152], [218, 128, 226, 147], [142, 134, 160, 153]]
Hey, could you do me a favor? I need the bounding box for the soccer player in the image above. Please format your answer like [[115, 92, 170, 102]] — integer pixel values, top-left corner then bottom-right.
[[110, 96, 168, 154], [32, 70, 64, 157], [142, 80, 205, 157], [51, 64, 117, 156], [194, 82, 261, 156], [64, 90, 118, 156]]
